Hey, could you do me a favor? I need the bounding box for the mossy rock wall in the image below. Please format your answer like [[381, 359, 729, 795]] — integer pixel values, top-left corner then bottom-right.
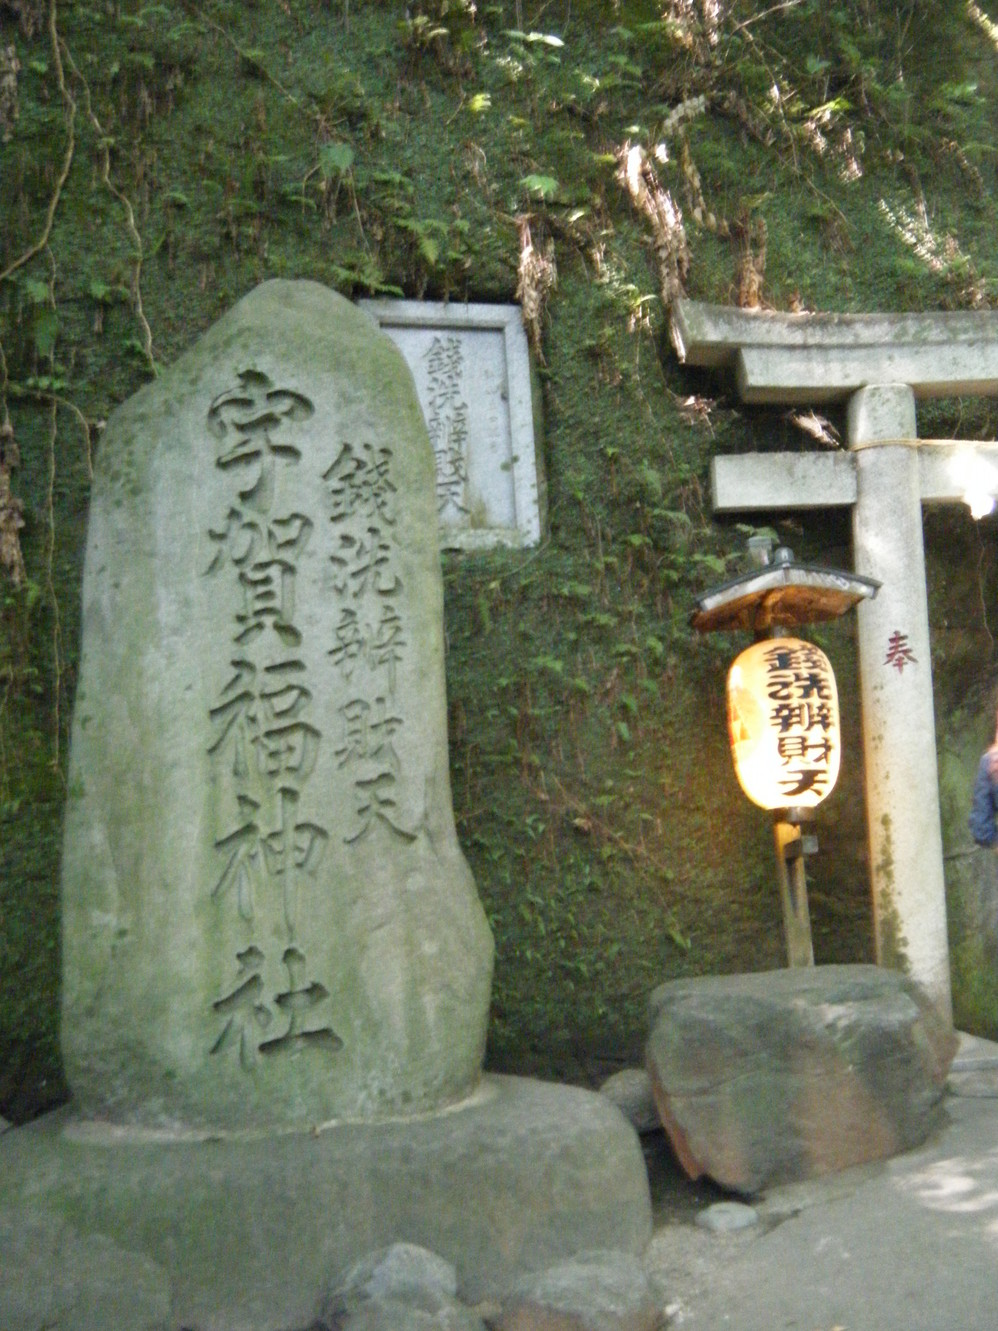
[[3, 0, 998, 1118]]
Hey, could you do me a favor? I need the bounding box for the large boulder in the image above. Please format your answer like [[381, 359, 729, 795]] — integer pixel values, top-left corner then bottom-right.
[[646, 964, 956, 1194]]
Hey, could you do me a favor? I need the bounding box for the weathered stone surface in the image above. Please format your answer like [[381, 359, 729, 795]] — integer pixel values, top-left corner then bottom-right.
[[947, 1030, 998, 1098], [646, 965, 956, 1194], [0, 1076, 653, 1330], [325, 1243, 458, 1318], [60, 279, 493, 1130], [0, 1205, 170, 1331], [671, 297, 998, 401], [496, 1250, 662, 1331], [597, 1069, 660, 1135]]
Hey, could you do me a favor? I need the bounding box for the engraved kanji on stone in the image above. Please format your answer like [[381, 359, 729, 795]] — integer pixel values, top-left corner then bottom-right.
[[206, 511, 312, 594], [435, 410, 470, 515], [260, 786, 329, 935], [345, 770, 417, 845], [209, 657, 260, 778], [211, 945, 274, 1070], [329, 603, 406, 691], [368, 603, 405, 693], [424, 334, 469, 516], [210, 660, 318, 782], [254, 720, 321, 782], [259, 660, 312, 722], [205, 507, 263, 576], [235, 558, 301, 647], [212, 793, 264, 920], [258, 946, 342, 1057], [323, 441, 396, 526], [207, 370, 314, 512], [335, 696, 403, 771], [424, 335, 464, 406], [328, 527, 401, 599], [328, 608, 365, 680]]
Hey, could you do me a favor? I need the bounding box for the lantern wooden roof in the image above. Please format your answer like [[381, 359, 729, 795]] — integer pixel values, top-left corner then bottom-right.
[[691, 549, 879, 634]]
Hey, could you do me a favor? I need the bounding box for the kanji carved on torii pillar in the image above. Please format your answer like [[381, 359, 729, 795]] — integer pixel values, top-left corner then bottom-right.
[[673, 297, 998, 1024]]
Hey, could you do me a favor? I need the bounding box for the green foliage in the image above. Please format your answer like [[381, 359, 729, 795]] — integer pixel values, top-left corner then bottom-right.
[[400, 0, 482, 71], [3, 0, 998, 1118]]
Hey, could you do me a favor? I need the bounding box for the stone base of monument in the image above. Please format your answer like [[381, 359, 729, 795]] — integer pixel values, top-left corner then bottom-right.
[[0, 1074, 652, 1331], [646, 964, 957, 1196]]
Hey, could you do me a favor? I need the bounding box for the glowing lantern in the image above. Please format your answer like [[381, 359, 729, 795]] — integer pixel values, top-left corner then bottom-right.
[[726, 636, 840, 811]]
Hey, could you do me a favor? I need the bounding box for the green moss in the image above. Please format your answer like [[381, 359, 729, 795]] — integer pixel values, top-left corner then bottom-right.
[[3, 0, 998, 1117]]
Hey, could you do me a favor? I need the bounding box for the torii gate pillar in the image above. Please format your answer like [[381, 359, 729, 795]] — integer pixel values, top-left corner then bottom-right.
[[673, 299, 998, 1024], [848, 385, 948, 1012]]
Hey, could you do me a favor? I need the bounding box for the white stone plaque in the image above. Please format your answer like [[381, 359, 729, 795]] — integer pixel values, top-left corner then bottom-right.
[[360, 301, 544, 550]]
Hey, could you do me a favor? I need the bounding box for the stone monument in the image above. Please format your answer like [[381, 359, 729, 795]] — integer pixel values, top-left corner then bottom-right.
[[61, 280, 493, 1129], [0, 282, 651, 1331]]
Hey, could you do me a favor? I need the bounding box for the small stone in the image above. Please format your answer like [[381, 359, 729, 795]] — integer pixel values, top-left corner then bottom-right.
[[497, 1249, 662, 1331], [360, 300, 544, 552], [325, 1243, 458, 1320], [0, 1116, 11, 1135], [598, 1069, 661, 1135], [694, 1202, 759, 1234]]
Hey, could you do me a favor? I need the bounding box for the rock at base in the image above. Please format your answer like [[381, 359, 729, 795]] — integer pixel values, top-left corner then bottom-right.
[[327, 1242, 459, 1313], [694, 1201, 759, 1234], [0, 1075, 651, 1331], [646, 965, 956, 1194], [324, 1242, 483, 1329], [496, 1249, 662, 1331], [597, 1069, 660, 1135]]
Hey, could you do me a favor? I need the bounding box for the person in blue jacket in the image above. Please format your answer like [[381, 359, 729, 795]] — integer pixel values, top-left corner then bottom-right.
[[969, 715, 998, 956], [969, 722, 998, 851]]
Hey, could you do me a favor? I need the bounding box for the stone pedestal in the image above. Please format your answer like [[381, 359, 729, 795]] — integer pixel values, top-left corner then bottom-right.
[[0, 1076, 653, 1331]]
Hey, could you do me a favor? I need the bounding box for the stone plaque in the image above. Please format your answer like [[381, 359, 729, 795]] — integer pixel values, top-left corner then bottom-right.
[[360, 301, 543, 550], [60, 282, 493, 1129]]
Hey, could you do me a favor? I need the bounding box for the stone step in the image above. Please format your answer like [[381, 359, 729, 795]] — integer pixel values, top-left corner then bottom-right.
[[948, 1031, 998, 1097]]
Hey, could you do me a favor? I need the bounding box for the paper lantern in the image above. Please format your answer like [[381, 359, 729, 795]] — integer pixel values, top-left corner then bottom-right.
[[726, 637, 840, 811]]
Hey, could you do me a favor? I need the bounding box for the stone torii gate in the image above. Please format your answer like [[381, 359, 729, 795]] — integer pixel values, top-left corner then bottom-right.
[[673, 298, 998, 1024]]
